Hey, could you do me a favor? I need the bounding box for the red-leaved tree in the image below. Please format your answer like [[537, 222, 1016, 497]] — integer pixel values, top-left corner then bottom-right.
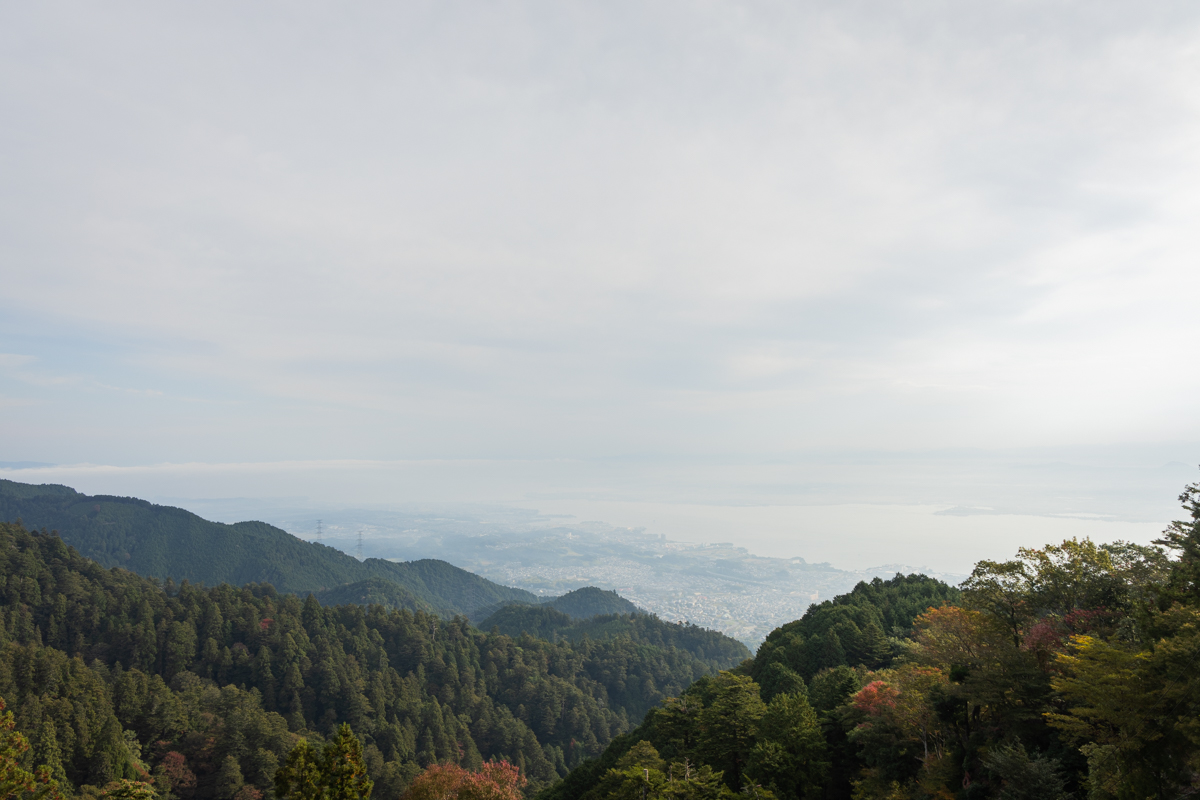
[[400, 761, 525, 800]]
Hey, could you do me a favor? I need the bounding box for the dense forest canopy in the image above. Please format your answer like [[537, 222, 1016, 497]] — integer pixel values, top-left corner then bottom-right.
[[541, 590, 640, 621], [477, 606, 749, 672], [752, 573, 961, 688], [541, 481, 1200, 800], [0, 520, 746, 799]]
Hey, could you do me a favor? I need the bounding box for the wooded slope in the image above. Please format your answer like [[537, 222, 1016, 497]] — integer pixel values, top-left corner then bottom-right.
[[0, 520, 743, 797]]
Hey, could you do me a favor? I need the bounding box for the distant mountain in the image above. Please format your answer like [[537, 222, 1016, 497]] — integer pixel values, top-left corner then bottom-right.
[[0, 479, 537, 617], [472, 585, 644, 623], [478, 604, 751, 672]]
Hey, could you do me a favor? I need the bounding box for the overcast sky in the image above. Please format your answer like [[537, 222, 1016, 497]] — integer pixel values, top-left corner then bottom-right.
[[2, 3, 1199, 568]]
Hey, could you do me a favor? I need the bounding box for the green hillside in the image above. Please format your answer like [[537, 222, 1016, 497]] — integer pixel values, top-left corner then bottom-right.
[[751, 572, 961, 685], [0, 519, 735, 795], [547, 586, 640, 618], [0, 479, 536, 617], [311, 577, 434, 613], [478, 604, 750, 673]]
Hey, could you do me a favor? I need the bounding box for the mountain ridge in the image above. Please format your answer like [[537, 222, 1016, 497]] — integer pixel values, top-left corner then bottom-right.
[[0, 478, 537, 617]]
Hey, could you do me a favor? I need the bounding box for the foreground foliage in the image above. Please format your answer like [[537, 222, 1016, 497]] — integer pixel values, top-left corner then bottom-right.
[[545, 480, 1200, 799]]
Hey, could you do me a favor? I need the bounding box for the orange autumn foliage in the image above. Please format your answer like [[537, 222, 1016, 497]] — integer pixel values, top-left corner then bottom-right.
[[400, 762, 525, 800], [852, 681, 898, 716]]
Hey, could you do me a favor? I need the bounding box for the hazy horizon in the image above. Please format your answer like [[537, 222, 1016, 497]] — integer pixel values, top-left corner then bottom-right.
[[1, 447, 1192, 575]]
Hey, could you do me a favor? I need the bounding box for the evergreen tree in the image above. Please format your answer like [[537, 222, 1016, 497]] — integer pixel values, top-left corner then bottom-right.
[[274, 741, 324, 800], [215, 756, 245, 800], [276, 726, 372, 800], [981, 742, 1069, 800], [323, 725, 373, 800], [695, 674, 764, 793], [30, 719, 68, 789], [746, 693, 826, 799], [755, 664, 804, 704]]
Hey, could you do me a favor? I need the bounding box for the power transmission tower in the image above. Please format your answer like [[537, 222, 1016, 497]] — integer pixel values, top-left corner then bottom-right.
[[315, 519, 323, 545], [356, 529, 364, 561]]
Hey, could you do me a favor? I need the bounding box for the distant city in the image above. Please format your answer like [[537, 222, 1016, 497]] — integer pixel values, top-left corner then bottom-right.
[[183, 500, 966, 647]]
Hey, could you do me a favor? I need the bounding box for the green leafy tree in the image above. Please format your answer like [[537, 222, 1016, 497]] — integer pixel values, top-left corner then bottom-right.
[[806, 667, 859, 714], [960, 560, 1034, 647], [29, 720, 68, 790], [660, 761, 730, 800], [275, 741, 323, 800], [584, 743, 736, 800], [1152, 481, 1200, 605], [216, 756, 245, 800], [584, 742, 668, 800], [755, 664, 805, 704], [1049, 626, 1198, 799]]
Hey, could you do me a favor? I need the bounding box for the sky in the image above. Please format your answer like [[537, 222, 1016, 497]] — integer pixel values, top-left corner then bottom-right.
[[2, 2, 1199, 571]]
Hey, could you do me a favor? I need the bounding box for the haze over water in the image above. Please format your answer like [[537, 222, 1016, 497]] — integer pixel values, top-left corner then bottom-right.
[[0, 452, 1188, 576]]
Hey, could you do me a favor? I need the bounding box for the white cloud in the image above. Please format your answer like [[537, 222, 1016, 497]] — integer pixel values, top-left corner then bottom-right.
[[1, 1, 1199, 473]]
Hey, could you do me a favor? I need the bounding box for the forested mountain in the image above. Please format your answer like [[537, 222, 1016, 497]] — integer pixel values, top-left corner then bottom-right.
[[545, 588, 640, 620], [469, 588, 640, 626], [0, 520, 744, 799], [477, 605, 749, 671], [750, 573, 960, 692], [0, 480, 537, 617], [541, 480, 1200, 800]]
